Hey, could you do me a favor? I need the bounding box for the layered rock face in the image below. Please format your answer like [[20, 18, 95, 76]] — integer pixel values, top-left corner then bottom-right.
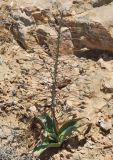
[[1, 0, 113, 54]]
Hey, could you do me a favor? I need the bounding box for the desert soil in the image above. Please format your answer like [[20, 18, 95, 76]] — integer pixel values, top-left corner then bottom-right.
[[0, 0, 113, 160]]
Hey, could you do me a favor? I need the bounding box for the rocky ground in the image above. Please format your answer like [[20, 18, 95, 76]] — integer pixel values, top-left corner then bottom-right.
[[0, 0, 113, 160]]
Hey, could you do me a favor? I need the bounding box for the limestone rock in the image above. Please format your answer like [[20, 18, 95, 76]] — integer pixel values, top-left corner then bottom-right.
[[32, 9, 49, 23], [101, 77, 113, 93], [29, 106, 37, 112], [97, 58, 112, 70], [70, 2, 113, 53], [8, 9, 36, 50], [35, 25, 74, 55], [98, 119, 112, 132]]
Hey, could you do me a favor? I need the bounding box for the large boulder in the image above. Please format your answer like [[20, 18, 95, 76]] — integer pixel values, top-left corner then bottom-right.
[[0, 1, 74, 54], [69, 2, 113, 53]]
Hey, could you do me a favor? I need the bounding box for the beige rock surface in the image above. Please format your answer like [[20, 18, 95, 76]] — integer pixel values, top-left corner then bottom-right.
[[0, 0, 113, 160], [70, 2, 113, 53]]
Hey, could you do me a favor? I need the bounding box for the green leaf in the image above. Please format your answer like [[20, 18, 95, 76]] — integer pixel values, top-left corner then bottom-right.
[[36, 113, 55, 133], [47, 142, 61, 148], [33, 139, 50, 153], [33, 138, 61, 156], [58, 118, 83, 135], [52, 118, 59, 135], [47, 132, 58, 142], [59, 125, 77, 143], [58, 118, 83, 142]]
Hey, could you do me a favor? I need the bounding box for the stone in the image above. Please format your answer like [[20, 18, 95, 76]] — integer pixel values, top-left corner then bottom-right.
[[101, 77, 113, 93], [98, 119, 112, 132], [2, 7, 38, 50], [29, 105, 37, 112], [0, 126, 11, 139], [32, 9, 49, 23], [2, 0, 102, 53], [11, 9, 33, 26], [36, 25, 74, 55], [97, 58, 112, 70], [69, 2, 113, 53]]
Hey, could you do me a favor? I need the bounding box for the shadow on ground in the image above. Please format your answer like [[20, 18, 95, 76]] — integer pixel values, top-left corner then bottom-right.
[[37, 136, 87, 160], [75, 49, 113, 61]]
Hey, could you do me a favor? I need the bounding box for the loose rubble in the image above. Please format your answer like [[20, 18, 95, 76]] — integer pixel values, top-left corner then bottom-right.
[[0, 0, 113, 160]]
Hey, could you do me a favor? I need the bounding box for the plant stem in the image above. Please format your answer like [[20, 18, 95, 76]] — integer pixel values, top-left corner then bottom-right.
[[51, 12, 63, 127]]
